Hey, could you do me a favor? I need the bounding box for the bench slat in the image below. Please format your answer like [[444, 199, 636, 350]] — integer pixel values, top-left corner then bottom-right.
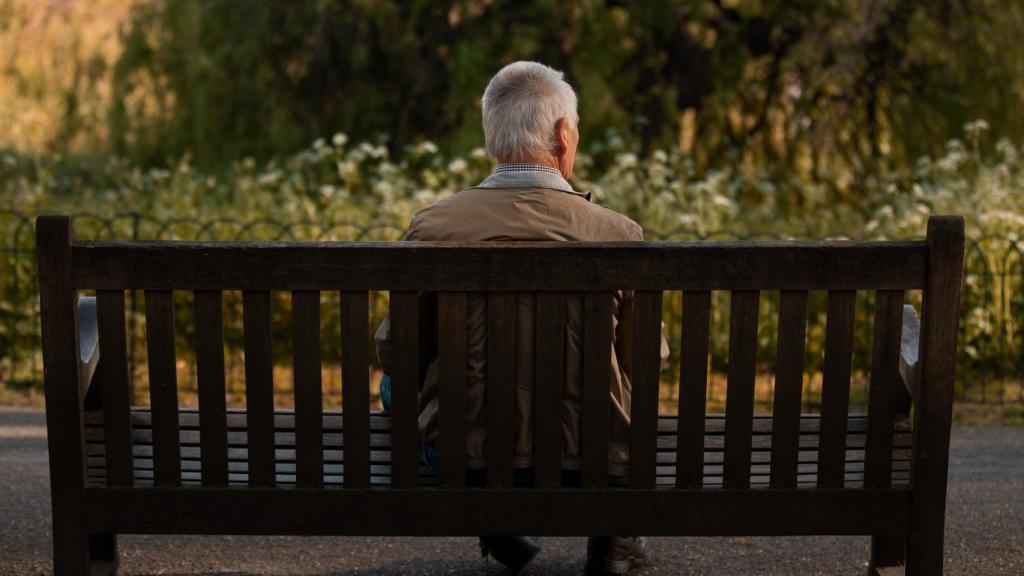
[[724, 291, 759, 489], [865, 290, 904, 489], [144, 290, 181, 487], [817, 291, 857, 489], [486, 292, 517, 489], [438, 292, 467, 488], [582, 292, 612, 488], [534, 292, 565, 488], [630, 291, 663, 488], [242, 290, 276, 487], [677, 291, 711, 488], [770, 291, 808, 489], [389, 292, 420, 488], [341, 291, 370, 488], [71, 241, 930, 291], [195, 290, 228, 487], [96, 290, 133, 487], [292, 291, 323, 488]]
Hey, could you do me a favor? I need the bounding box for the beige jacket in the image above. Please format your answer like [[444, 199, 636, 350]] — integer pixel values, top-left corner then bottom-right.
[[375, 175, 664, 473]]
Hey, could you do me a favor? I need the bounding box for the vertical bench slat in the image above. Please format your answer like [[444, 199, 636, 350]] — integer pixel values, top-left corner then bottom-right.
[[676, 290, 711, 489], [770, 290, 808, 489], [194, 290, 228, 487], [389, 291, 420, 488], [96, 290, 133, 487], [865, 290, 907, 570], [242, 290, 275, 487], [581, 292, 613, 489], [534, 292, 565, 488], [629, 291, 663, 489], [864, 290, 905, 489], [486, 292, 517, 489], [817, 290, 857, 489], [723, 290, 759, 489], [292, 291, 323, 488], [437, 292, 467, 488], [341, 291, 370, 488], [144, 290, 181, 487]]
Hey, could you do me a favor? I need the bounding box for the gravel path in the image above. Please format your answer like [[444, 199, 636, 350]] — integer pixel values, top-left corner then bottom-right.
[[2, 408, 1021, 575]]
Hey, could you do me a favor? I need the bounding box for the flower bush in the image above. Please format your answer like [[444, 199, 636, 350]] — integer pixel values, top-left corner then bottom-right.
[[1, 122, 1022, 403]]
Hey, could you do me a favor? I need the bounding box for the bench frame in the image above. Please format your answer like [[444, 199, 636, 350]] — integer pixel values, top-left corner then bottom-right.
[[36, 215, 964, 575]]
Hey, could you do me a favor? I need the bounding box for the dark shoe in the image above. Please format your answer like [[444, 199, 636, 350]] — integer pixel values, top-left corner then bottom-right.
[[585, 537, 652, 575], [480, 536, 541, 574]]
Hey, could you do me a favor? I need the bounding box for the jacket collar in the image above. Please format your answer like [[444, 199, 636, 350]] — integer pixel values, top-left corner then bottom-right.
[[474, 165, 591, 201]]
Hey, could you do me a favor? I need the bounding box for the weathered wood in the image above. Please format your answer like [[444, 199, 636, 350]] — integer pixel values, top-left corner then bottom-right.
[[96, 290, 133, 487], [534, 292, 566, 488], [437, 292, 467, 488], [389, 292, 420, 488], [630, 291, 663, 488], [724, 291, 759, 489], [582, 292, 613, 488], [194, 290, 228, 487], [865, 290, 905, 490], [292, 291, 323, 488], [341, 291, 370, 488], [486, 292, 517, 489], [242, 290, 275, 487], [817, 290, 857, 489], [72, 241, 930, 291], [677, 291, 711, 489], [906, 216, 965, 576], [770, 291, 808, 489], [144, 290, 181, 487], [36, 216, 94, 574], [85, 487, 911, 537]]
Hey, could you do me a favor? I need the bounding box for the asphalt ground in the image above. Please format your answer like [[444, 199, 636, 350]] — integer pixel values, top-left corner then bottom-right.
[[2, 408, 1021, 575]]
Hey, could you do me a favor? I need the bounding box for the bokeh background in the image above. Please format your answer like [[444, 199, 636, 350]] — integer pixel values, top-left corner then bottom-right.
[[1, 0, 1022, 420]]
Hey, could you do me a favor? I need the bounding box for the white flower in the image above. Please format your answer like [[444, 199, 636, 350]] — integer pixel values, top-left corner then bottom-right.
[[470, 147, 488, 160], [448, 158, 468, 173], [616, 153, 638, 168], [312, 138, 327, 150], [332, 133, 349, 148], [416, 141, 439, 155], [652, 150, 668, 163], [319, 185, 336, 198]]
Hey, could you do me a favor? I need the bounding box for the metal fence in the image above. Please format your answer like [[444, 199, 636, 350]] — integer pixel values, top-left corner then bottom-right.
[[2, 210, 1021, 406]]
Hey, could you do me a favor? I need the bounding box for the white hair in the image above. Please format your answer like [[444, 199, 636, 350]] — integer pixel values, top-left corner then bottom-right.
[[481, 61, 578, 162]]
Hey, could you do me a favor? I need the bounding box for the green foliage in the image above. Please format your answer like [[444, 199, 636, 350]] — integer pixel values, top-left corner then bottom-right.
[[2, 124, 1022, 403]]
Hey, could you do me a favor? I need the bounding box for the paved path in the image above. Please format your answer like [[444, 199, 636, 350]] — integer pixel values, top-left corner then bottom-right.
[[2, 408, 1021, 575]]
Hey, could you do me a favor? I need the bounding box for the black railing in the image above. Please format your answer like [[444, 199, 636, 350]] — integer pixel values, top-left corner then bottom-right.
[[1, 211, 1020, 406]]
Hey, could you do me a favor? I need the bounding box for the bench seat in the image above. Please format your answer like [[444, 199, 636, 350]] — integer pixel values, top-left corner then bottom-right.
[[83, 408, 912, 489]]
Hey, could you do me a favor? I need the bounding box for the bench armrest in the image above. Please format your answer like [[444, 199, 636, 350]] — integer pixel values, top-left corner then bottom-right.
[[899, 304, 921, 404], [78, 296, 99, 397]]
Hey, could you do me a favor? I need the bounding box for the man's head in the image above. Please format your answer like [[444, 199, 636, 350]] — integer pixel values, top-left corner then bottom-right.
[[482, 61, 579, 179]]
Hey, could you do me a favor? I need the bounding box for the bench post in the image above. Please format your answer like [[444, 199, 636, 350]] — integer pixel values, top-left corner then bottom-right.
[[37, 216, 117, 574], [904, 216, 965, 576]]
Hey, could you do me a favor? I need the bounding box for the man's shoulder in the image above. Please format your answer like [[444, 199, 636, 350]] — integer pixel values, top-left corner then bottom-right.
[[579, 200, 644, 241]]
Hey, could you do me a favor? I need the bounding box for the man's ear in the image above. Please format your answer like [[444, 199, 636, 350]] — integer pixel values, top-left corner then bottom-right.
[[553, 117, 568, 157]]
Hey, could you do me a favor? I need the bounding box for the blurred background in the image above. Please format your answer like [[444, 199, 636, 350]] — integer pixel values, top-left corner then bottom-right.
[[1, 0, 1022, 421]]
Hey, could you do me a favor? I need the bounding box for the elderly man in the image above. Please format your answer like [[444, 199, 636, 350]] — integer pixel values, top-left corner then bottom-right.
[[375, 61, 655, 575]]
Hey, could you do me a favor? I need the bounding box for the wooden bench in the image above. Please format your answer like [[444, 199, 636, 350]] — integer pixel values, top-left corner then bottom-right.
[[36, 214, 964, 575]]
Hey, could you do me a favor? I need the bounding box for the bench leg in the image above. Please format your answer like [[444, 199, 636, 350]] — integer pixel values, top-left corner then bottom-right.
[[89, 534, 119, 575], [868, 534, 905, 575]]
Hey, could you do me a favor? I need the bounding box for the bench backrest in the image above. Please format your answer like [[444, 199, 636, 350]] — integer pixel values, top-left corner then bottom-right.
[[36, 215, 964, 499]]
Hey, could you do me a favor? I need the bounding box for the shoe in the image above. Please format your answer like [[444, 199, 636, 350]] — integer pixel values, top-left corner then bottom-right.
[[584, 537, 652, 575], [479, 536, 541, 574]]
